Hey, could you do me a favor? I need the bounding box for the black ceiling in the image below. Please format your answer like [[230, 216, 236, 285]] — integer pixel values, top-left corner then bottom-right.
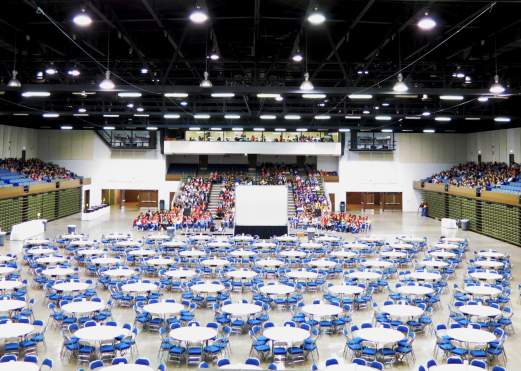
[[0, 0, 520, 132]]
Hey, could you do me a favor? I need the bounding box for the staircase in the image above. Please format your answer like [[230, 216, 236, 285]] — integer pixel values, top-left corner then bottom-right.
[[287, 186, 296, 218], [207, 183, 222, 217]]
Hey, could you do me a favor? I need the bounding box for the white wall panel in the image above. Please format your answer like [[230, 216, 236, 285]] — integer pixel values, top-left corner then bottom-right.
[[0, 125, 38, 158]]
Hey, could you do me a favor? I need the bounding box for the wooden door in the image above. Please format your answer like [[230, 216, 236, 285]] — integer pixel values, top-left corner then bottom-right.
[[138, 190, 158, 208], [83, 189, 90, 210], [329, 193, 335, 212], [346, 192, 363, 210]]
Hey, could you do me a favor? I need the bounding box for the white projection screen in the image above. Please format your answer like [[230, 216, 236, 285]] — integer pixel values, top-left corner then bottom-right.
[[235, 185, 288, 226]]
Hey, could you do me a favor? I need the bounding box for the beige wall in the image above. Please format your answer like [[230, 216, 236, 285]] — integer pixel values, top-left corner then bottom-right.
[[0, 125, 38, 159], [37, 130, 95, 160], [466, 128, 521, 163]]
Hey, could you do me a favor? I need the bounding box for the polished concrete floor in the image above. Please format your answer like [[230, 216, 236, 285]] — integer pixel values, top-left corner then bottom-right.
[[5, 208, 519, 370]]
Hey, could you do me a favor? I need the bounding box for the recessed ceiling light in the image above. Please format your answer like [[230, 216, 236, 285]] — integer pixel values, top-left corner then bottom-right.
[[224, 114, 241, 119], [307, 9, 326, 25], [257, 93, 281, 99], [42, 113, 59, 118], [349, 94, 373, 99], [275, 128, 286, 132], [118, 92, 142, 98], [292, 53, 303, 63], [375, 115, 392, 121], [302, 94, 326, 99], [189, 7, 209, 24], [140, 67, 149, 74], [72, 91, 95, 96], [73, 9, 92, 27], [440, 95, 464, 101], [164, 93, 189, 98], [78, 108, 87, 113], [296, 128, 308, 132], [136, 107, 144, 112], [67, 68, 81, 77], [126, 103, 135, 108], [422, 111, 431, 116], [275, 96, 284, 102], [180, 101, 188, 106], [61, 125, 73, 130], [338, 128, 350, 132], [423, 129, 435, 133], [211, 93, 235, 98], [494, 117, 511, 122], [194, 114, 210, 119], [382, 103, 390, 107], [189, 127, 201, 131], [284, 114, 301, 120], [146, 126, 158, 130], [253, 128, 265, 131], [434, 116, 451, 122], [345, 115, 361, 120], [401, 129, 413, 132], [260, 115, 276, 120], [363, 110, 370, 114], [164, 114, 180, 119], [209, 53, 220, 61], [22, 91, 50, 98], [103, 114, 119, 118], [45, 67, 58, 75], [417, 13, 436, 31], [103, 126, 115, 130], [314, 115, 330, 120]]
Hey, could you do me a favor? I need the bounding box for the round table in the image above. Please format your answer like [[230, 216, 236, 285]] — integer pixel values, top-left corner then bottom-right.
[[276, 236, 299, 243], [301, 304, 342, 317], [69, 240, 96, 247], [379, 251, 407, 259], [36, 256, 67, 265], [347, 271, 382, 281], [316, 236, 341, 243], [355, 327, 404, 345], [75, 325, 130, 342], [232, 235, 254, 242], [127, 249, 157, 257], [77, 249, 106, 257], [121, 282, 159, 293], [429, 251, 457, 259], [286, 270, 319, 280], [252, 242, 276, 249], [359, 260, 394, 269], [103, 268, 136, 278], [300, 242, 323, 250], [476, 251, 505, 259], [263, 326, 309, 345], [459, 305, 502, 318], [91, 257, 121, 266], [145, 258, 175, 267], [169, 326, 218, 342], [0, 255, 15, 263], [0, 362, 40, 371], [279, 250, 307, 258], [191, 283, 225, 294], [52, 282, 90, 292], [0, 299, 26, 312], [442, 237, 466, 244], [446, 328, 496, 344], [398, 237, 425, 244], [330, 250, 357, 259], [180, 250, 206, 258], [105, 233, 130, 241], [164, 269, 197, 279], [420, 260, 449, 269], [259, 284, 295, 296], [24, 238, 50, 246], [201, 258, 229, 267], [0, 280, 24, 291], [464, 285, 502, 297], [41, 267, 74, 278], [207, 242, 232, 249], [0, 323, 34, 339], [380, 304, 424, 318], [225, 270, 257, 280], [143, 302, 184, 317], [388, 243, 414, 251], [219, 364, 262, 370], [429, 365, 487, 371], [407, 272, 442, 281], [221, 303, 263, 316], [255, 259, 285, 268], [307, 259, 337, 269], [62, 301, 105, 314], [99, 365, 154, 371], [357, 237, 384, 243], [190, 235, 212, 242], [474, 260, 504, 269], [327, 285, 364, 296], [343, 243, 369, 250], [147, 234, 171, 241], [395, 285, 434, 296], [161, 241, 185, 249], [433, 243, 460, 251], [230, 250, 257, 258], [115, 241, 140, 248], [0, 267, 16, 276], [469, 272, 502, 282], [26, 247, 56, 256]]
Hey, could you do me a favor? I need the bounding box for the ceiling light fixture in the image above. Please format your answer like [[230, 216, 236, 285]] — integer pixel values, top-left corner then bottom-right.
[[78, 107, 87, 113], [302, 93, 326, 99], [45, 66, 57, 75], [211, 93, 235, 98], [61, 125, 73, 130], [339, 128, 350, 132], [200, 71, 212, 88], [194, 114, 210, 119], [307, 8, 326, 25], [232, 127, 243, 131], [345, 115, 361, 120], [284, 114, 301, 120], [489, 74, 506, 95], [103, 114, 119, 118], [381, 129, 393, 133], [296, 128, 308, 132], [435, 116, 451, 122], [136, 106, 144, 112], [275, 96, 284, 102], [417, 13, 436, 31], [275, 128, 286, 132], [375, 115, 392, 121], [260, 114, 276, 120], [189, 6, 209, 24], [126, 103, 134, 109], [7, 70, 21, 88], [314, 115, 330, 120], [300, 72, 314, 91], [465, 117, 481, 121], [73, 9, 93, 27], [494, 116, 511, 122], [209, 53, 220, 61], [67, 68, 80, 77], [189, 127, 201, 131], [99, 70, 115, 90], [118, 92, 142, 98], [180, 101, 188, 106], [73, 113, 89, 117], [146, 126, 158, 130], [210, 127, 222, 131], [42, 113, 60, 118], [423, 129, 435, 133], [103, 126, 115, 130], [22, 91, 50, 98], [133, 114, 149, 117], [405, 116, 421, 120], [257, 93, 281, 99], [422, 111, 431, 116], [224, 114, 240, 119], [164, 93, 188, 98], [392, 73, 408, 92], [348, 94, 373, 99], [292, 52, 303, 63], [478, 96, 489, 102], [440, 95, 464, 101], [163, 114, 181, 119], [140, 67, 149, 74], [253, 128, 265, 132]]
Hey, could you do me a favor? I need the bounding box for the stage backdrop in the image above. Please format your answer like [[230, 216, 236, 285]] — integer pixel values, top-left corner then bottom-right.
[[234, 185, 288, 238]]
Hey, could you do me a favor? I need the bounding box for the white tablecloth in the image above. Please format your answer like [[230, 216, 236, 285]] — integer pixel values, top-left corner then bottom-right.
[[221, 303, 263, 316], [100, 365, 154, 371], [169, 326, 217, 342], [355, 327, 404, 345], [191, 283, 225, 294], [75, 325, 130, 342], [328, 285, 364, 296], [0, 323, 34, 339], [464, 286, 502, 297], [143, 302, 184, 316], [446, 328, 496, 344], [459, 305, 501, 317], [259, 284, 295, 296], [121, 282, 159, 293], [381, 304, 423, 318], [263, 326, 309, 344], [0, 361, 40, 371], [225, 270, 257, 280], [301, 304, 342, 317], [62, 301, 105, 314]]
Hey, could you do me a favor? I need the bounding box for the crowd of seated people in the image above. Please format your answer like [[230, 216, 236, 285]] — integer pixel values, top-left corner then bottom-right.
[[0, 158, 78, 181], [426, 162, 519, 189], [189, 133, 334, 143]]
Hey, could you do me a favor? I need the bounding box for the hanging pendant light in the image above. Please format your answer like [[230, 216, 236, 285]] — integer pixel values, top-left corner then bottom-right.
[[200, 71, 213, 88], [99, 70, 115, 90], [393, 73, 408, 92], [300, 72, 314, 91], [489, 74, 505, 95], [7, 70, 21, 88]]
